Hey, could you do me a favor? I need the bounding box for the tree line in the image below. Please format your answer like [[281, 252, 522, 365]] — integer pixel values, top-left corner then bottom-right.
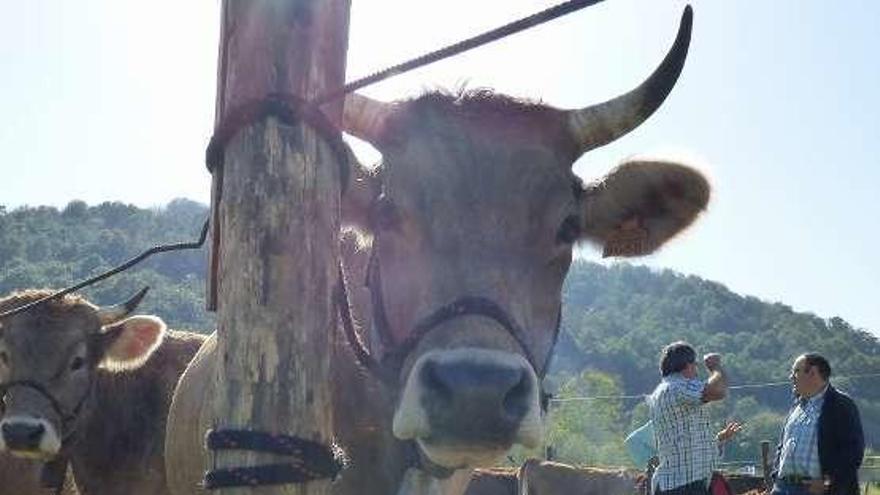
[[1, 200, 877, 468]]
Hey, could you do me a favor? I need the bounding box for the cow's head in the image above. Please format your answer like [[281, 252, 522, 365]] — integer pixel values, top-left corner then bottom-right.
[[0, 288, 164, 460], [340, 7, 706, 471]]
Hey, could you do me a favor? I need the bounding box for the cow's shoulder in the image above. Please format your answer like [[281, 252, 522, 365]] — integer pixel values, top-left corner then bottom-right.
[[146, 329, 209, 376], [73, 329, 208, 492]]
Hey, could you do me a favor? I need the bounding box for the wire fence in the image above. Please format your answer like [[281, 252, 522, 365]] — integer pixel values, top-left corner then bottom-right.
[[548, 372, 880, 404], [542, 373, 880, 479]]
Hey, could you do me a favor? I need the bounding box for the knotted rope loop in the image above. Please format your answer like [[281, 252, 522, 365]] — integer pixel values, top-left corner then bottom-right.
[[203, 428, 346, 489]]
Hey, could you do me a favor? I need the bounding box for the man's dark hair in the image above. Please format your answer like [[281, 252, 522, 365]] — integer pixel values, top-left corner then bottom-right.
[[803, 353, 832, 380], [660, 341, 696, 376]]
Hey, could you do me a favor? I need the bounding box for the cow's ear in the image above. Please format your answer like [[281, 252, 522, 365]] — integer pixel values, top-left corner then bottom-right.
[[580, 159, 710, 255], [97, 315, 166, 371]]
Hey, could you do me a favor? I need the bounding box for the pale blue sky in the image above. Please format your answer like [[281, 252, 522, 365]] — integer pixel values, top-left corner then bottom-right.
[[1, 1, 877, 333]]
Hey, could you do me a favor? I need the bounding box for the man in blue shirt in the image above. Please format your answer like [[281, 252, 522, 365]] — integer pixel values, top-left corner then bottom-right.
[[770, 353, 864, 495]]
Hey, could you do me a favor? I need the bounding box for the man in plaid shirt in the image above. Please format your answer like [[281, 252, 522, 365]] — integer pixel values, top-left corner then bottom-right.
[[648, 341, 729, 495]]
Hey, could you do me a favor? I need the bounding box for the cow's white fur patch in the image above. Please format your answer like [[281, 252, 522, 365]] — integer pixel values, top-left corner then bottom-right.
[[417, 441, 508, 469]]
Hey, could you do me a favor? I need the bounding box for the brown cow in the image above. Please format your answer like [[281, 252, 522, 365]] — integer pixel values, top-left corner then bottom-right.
[[723, 473, 767, 494], [462, 463, 765, 495], [519, 460, 639, 495], [464, 467, 519, 495], [0, 289, 206, 495], [166, 7, 707, 495], [463, 462, 642, 495], [459, 462, 640, 495]]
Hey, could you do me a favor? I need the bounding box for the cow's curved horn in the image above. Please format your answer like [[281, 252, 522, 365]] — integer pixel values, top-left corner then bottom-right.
[[343, 93, 394, 144], [97, 287, 149, 326], [567, 5, 693, 156]]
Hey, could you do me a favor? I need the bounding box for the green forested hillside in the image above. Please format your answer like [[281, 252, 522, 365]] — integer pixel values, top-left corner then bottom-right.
[[1, 200, 877, 468], [547, 262, 880, 467], [0, 200, 214, 332]]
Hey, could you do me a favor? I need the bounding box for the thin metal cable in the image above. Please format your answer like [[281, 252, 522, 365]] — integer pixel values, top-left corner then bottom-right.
[[312, 0, 607, 104], [548, 372, 880, 404], [0, 219, 210, 320]]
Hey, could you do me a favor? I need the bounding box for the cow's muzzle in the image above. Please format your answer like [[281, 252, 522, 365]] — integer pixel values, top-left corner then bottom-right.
[[393, 349, 542, 467], [0, 416, 60, 459]]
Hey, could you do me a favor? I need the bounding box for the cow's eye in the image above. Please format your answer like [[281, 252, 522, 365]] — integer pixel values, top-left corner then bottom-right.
[[70, 356, 85, 372], [371, 195, 399, 231], [556, 216, 582, 245]]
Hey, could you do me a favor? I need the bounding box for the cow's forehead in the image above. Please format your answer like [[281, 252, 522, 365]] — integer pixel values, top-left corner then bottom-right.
[[0, 294, 98, 353], [385, 91, 576, 160], [381, 105, 582, 242], [381, 91, 579, 183], [2, 328, 86, 375]]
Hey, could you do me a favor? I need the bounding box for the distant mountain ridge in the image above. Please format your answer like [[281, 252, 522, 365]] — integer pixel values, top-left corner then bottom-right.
[[2, 199, 876, 464]]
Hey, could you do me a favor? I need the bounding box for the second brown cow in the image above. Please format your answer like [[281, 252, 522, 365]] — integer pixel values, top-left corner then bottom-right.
[[0, 289, 205, 495]]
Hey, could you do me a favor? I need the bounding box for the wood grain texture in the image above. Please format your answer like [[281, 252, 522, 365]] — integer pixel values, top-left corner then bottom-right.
[[211, 117, 341, 494], [207, 0, 350, 493]]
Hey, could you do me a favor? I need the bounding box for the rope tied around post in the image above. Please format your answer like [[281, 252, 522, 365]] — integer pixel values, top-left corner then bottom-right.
[[203, 429, 347, 489], [203, 96, 350, 488], [205, 93, 351, 186], [204, 93, 352, 311]]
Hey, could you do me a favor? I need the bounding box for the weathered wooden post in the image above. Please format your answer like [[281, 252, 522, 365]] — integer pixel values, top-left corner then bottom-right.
[[761, 440, 772, 490], [205, 0, 350, 493]]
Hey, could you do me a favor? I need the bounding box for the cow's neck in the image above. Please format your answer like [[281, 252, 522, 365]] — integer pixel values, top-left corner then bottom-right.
[[332, 333, 407, 495], [66, 370, 166, 494], [67, 331, 204, 495], [396, 468, 473, 495], [70, 361, 169, 494]]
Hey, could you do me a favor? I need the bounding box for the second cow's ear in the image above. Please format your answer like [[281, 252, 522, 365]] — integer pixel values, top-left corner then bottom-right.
[[97, 315, 167, 371], [580, 159, 710, 256]]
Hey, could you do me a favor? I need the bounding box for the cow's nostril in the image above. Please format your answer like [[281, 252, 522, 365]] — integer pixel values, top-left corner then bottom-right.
[[502, 371, 531, 420], [421, 361, 453, 404], [2, 421, 46, 450], [26, 423, 45, 441]]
